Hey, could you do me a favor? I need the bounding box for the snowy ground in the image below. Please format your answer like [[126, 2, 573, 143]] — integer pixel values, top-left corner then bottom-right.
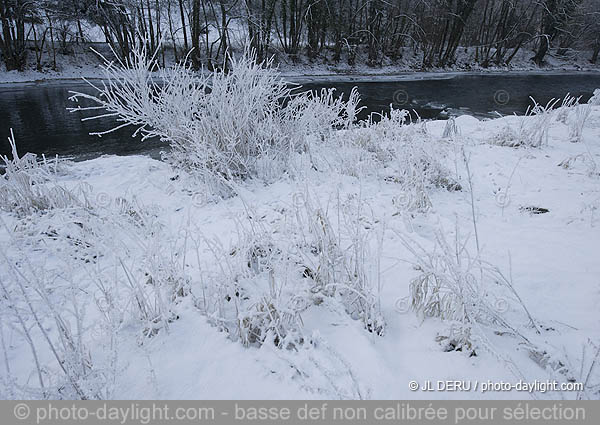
[[1, 90, 599, 399]]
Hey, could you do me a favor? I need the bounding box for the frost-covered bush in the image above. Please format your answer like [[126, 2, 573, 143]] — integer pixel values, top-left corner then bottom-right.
[[0, 131, 89, 216], [195, 226, 308, 349], [69, 45, 360, 195], [404, 230, 512, 325], [488, 97, 561, 148], [548, 94, 592, 144], [113, 209, 191, 342], [284, 87, 362, 139], [186, 209, 308, 348], [555, 93, 581, 124], [293, 191, 385, 335], [518, 98, 558, 147], [527, 100, 557, 148]]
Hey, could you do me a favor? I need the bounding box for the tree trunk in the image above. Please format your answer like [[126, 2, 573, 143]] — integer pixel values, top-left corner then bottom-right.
[[532, 0, 558, 66], [591, 42, 600, 64], [178, 0, 189, 53]]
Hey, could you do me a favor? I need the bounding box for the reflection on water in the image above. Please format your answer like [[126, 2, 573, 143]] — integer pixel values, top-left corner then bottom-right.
[[1, 72, 599, 160]]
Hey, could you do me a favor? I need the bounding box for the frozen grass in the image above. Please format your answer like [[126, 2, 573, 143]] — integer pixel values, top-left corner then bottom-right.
[[0, 163, 193, 398], [568, 104, 592, 144], [486, 93, 597, 149], [312, 107, 459, 213], [399, 225, 539, 342], [487, 93, 596, 149], [0, 130, 90, 216], [588, 89, 600, 106], [193, 187, 386, 348], [397, 218, 600, 399], [489, 98, 559, 148]]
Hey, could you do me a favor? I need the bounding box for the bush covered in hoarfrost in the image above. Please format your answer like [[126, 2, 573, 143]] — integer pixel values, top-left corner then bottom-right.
[[69, 46, 361, 195], [68, 43, 458, 213]]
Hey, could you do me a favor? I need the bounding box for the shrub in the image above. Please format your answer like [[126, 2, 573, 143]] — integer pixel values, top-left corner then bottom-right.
[[69, 45, 361, 196]]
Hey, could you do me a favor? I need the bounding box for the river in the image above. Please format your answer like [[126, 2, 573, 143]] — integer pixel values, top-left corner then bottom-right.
[[1, 72, 599, 161]]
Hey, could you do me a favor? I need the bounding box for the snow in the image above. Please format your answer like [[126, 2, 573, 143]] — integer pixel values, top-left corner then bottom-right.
[[0, 65, 104, 84], [0, 50, 105, 84], [2, 44, 599, 85], [278, 47, 600, 79], [2, 99, 598, 399]]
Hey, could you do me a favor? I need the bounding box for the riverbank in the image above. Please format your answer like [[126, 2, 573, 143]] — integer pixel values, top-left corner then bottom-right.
[[1, 98, 599, 399], [278, 47, 600, 79], [1, 46, 599, 84], [4, 68, 600, 86]]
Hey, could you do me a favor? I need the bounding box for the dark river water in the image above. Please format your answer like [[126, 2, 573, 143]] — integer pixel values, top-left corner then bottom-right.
[[1, 72, 599, 161]]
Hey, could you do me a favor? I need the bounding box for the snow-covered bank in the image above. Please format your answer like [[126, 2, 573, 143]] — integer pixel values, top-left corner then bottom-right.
[[0, 50, 105, 84], [5, 67, 600, 87], [2, 45, 599, 84], [0, 66, 104, 84], [3, 66, 599, 85], [1, 97, 599, 399], [278, 48, 600, 80]]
